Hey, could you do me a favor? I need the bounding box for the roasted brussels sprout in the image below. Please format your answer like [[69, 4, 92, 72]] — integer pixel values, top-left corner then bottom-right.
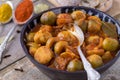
[[26, 32, 35, 42], [102, 38, 119, 51], [88, 16, 102, 33], [34, 46, 54, 64], [102, 51, 113, 63], [88, 20, 101, 33], [57, 13, 73, 25], [67, 59, 83, 72], [54, 41, 68, 55], [40, 11, 57, 25], [71, 10, 86, 20], [34, 31, 52, 44], [87, 54, 103, 68]]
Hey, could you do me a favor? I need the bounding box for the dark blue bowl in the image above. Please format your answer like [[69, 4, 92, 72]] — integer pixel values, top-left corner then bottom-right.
[[20, 6, 120, 80]]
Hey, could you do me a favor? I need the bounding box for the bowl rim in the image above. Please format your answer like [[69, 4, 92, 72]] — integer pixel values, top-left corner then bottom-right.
[[20, 6, 120, 74]]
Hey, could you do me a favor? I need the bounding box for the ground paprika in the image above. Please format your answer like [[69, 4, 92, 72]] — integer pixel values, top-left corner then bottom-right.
[[15, 0, 33, 22]]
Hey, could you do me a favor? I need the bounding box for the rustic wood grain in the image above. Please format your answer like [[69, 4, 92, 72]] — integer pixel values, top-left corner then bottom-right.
[[47, 0, 60, 7], [47, 0, 120, 15]]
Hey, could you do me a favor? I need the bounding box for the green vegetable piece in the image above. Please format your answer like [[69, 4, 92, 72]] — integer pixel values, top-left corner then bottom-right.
[[102, 22, 118, 38], [87, 54, 103, 68], [103, 38, 119, 51], [88, 20, 101, 33], [102, 51, 113, 63], [67, 59, 83, 72], [40, 11, 57, 25]]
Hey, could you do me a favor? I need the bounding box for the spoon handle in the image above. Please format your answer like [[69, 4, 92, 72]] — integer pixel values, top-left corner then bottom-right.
[[77, 47, 101, 80], [0, 25, 16, 63]]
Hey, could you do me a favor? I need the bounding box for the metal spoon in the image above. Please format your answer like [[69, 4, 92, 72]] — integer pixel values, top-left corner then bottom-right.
[[69, 24, 100, 80], [0, 1, 15, 63], [0, 25, 17, 63]]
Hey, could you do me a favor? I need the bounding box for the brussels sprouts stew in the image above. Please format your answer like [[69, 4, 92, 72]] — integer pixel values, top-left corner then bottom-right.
[[26, 10, 119, 72]]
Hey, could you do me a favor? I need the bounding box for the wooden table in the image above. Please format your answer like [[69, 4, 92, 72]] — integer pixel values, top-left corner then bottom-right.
[[0, 0, 120, 80]]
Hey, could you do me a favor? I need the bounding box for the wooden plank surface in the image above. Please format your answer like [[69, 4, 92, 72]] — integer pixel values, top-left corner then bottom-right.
[[47, 0, 60, 7], [47, 0, 120, 16], [0, 56, 120, 80], [0, 0, 26, 70]]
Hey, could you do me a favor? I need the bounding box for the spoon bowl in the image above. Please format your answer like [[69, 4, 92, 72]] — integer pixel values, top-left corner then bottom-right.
[[6, 1, 13, 9], [13, 12, 33, 25], [69, 24, 84, 46], [0, 1, 13, 24], [13, 0, 34, 25]]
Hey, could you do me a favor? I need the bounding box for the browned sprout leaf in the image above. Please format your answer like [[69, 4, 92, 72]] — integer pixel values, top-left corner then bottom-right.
[[102, 22, 118, 38]]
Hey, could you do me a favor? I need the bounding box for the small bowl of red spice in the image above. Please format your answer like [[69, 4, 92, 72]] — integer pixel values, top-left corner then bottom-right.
[[14, 0, 33, 25]]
